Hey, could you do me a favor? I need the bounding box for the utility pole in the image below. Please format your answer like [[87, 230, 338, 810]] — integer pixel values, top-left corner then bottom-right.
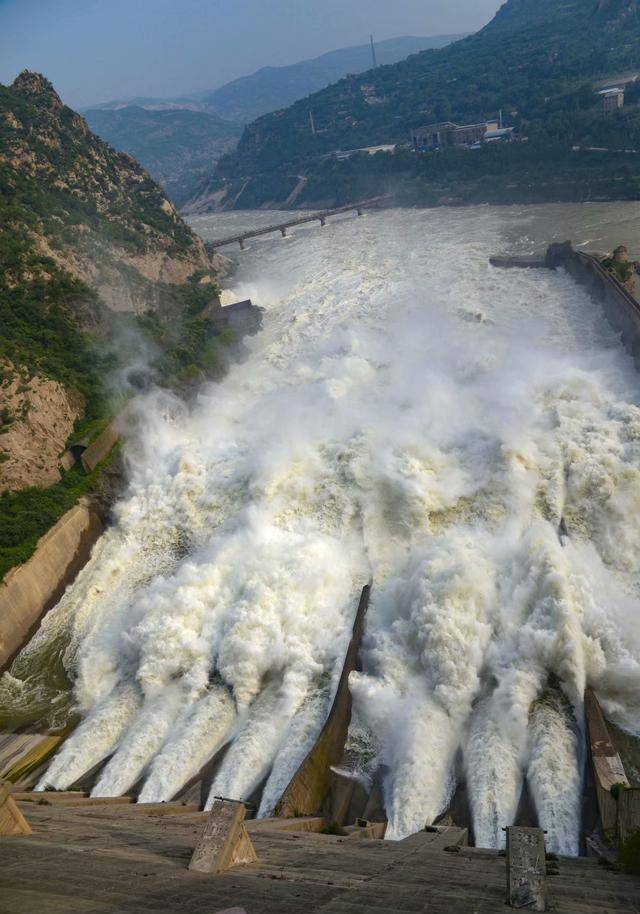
[[370, 34, 378, 69], [309, 110, 316, 135]]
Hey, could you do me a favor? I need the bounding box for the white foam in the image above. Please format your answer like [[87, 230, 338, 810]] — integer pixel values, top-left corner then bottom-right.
[[29, 207, 640, 852]]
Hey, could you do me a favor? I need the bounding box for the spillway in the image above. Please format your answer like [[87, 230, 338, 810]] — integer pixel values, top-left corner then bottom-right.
[[5, 204, 640, 855]]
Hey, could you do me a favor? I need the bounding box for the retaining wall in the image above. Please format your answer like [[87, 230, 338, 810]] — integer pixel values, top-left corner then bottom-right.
[[584, 688, 630, 839], [0, 499, 103, 671], [546, 242, 640, 364], [81, 421, 121, 473]]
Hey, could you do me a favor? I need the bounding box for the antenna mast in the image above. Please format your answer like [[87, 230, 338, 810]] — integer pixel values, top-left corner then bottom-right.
[[370, 34, 378, 69]]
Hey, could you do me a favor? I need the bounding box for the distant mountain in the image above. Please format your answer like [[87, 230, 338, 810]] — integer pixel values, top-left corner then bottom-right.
[[84, 106, 242, 207], [83, 35, 463, 208], [86, 36, 465, 123], [204, 0, 640, 209], [195, 35, 466, 123]]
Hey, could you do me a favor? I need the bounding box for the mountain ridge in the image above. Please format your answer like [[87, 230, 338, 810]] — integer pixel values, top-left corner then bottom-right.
[[202, 0, 640, 209], [84, 35, 466, 123], [84, 105, 242, 208]]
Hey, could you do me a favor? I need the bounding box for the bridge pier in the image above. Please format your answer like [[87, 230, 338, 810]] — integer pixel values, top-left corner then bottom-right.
[[319, 217, 326, 227], [281, 228, 287, 237], [357, 207, 363, 216], [239, 239, 245, 250]]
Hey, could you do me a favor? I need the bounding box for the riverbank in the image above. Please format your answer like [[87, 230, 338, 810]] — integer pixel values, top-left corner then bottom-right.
[[188, 143, 640, 213]]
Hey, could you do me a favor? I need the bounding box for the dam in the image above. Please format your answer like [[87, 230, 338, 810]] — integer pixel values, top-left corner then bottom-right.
[[2, 204, 640, 907]]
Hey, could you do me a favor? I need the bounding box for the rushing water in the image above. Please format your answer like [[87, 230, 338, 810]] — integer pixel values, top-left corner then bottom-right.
[[5, 204, 640, 855]]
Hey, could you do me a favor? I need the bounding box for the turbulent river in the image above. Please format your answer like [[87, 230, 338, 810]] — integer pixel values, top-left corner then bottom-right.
[[5, 203, 640, 855]]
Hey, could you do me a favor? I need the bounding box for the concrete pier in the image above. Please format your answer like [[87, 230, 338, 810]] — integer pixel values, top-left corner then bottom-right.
[[584, 688, 630, 838], [506, 827, 547, 911], [189, 799, 257, 874]]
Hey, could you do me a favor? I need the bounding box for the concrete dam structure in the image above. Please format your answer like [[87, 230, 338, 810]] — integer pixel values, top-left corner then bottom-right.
[[2, 208, 640, 911]]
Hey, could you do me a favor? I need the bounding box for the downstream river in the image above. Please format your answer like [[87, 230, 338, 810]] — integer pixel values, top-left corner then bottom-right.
[[7, 203, 640, 855]]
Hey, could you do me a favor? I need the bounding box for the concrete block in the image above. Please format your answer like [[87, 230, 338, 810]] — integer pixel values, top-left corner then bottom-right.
[[343, 820, 387, 840], [189, 799, 257, 875], [506, 826, 546, 912], [0, 780, 31, 836]]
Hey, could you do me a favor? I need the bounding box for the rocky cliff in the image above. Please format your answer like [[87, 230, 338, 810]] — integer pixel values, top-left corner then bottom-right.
[[0, 72, 223, 501], [1, 71, 216, 314]]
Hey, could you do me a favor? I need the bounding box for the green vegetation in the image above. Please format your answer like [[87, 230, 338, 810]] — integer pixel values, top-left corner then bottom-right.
[[618, 829, 640, 875], [84, 106, 242, 208], [135, 310, 234, 388], [0, 78, 196, 256], [213, 0, 640, 207], [0, 459, 110, 580], [198, 35, 465, 124], [0, 72, 229, 582], [320, 821, 347, 836]]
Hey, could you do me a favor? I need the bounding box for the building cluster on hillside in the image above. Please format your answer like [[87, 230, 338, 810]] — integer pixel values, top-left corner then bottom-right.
[[410, 118, 515, 152], [599, 87, 625, 113]]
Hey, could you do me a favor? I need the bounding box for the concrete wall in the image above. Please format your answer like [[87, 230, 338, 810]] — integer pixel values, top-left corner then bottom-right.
[[81, 422, 120, 473], [546, 242, 640, 365], [0, 499, 103, 672], [584, 688, 630, 839], [275, 585, 370, 819]]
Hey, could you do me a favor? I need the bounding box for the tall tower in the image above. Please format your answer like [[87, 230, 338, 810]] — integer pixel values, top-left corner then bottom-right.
[[309, 110, 316, 135], [370, 34, 378, 69]]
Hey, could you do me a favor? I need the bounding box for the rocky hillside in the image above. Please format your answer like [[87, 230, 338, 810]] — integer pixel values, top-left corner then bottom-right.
[[205, 0, 640, 209], [1, 71, 216, 313], [84, 106, 242, 208], [0, 71, 225, 517]]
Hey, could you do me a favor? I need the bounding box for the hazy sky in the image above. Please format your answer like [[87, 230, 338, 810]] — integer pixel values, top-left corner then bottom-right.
[[0, 0, 502, 109]]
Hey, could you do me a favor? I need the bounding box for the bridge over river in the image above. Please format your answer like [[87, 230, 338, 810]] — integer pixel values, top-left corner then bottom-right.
[[204, 196, 391, 253]]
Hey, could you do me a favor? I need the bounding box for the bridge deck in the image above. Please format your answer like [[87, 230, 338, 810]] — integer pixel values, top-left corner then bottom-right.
[[206, 196, 391, 250]]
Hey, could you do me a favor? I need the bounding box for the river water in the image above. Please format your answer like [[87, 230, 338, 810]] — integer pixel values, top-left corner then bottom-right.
[[5, 203, 640, 854]]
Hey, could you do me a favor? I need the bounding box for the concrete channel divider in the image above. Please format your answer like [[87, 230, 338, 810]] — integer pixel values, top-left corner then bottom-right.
[[584, 687, 630, 837], [506, 826, 547, 912], [274, 585, 371, 819], [189, 799, 257, 875], [0, 779, 31, 836]]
